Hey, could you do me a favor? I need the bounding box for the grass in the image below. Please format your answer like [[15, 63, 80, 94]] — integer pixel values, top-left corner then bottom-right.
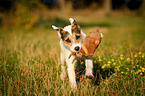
[[0, 15, 145, 95]]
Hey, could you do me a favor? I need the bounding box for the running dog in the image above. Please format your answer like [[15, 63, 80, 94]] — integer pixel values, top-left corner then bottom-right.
[[52, 18, 94, 89]]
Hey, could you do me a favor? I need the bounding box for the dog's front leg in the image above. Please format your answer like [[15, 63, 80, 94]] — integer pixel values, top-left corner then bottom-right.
[[66, 56, 77, 89], [60, 52, 67, 81], [85, 57, 94, 79]]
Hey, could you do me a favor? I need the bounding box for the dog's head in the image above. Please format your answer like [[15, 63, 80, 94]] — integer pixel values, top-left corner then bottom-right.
[[52, 18, 84, 52]]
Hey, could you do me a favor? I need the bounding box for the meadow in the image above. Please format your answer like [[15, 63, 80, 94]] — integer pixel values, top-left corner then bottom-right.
[[0, 15, 145, 95]]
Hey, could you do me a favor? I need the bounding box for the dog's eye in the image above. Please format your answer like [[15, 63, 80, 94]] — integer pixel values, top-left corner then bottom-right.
[[65, 38, 71, 43], [76, 35, 80, 40]]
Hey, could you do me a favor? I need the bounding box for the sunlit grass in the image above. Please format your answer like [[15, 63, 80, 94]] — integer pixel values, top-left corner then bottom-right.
[[0, 16, 145, 95]]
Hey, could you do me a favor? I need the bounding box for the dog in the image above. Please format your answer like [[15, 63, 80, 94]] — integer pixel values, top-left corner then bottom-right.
[[52, 18, 94, 89]]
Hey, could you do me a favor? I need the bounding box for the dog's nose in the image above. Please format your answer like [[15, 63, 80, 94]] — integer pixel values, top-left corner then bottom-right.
[[74, 46, 80, 51]]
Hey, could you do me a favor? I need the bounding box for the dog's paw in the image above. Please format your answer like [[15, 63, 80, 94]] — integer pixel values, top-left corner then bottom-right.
[[86, 74, 94, 79]]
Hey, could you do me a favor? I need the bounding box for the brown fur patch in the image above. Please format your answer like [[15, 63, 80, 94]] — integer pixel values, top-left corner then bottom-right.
[[71, 20, 82, 42], [59, 28, 72, 45]]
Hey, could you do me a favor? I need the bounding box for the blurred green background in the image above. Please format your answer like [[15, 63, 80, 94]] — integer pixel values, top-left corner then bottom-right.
[[0, 0, 145, 53], [0, 0, 145, 29]]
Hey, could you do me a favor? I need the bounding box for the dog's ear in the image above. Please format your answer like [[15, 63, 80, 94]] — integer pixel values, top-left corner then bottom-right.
[[69, 18, 81, 34], [52, 25, 62, 38], [69, 18, 81, 32], [69, 18, 75, 25], [69, 18, 82, 42], [52, 25, 71, 41]]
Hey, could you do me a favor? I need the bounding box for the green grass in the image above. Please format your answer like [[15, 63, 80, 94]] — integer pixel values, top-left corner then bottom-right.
[[0, 16, 145, 95]]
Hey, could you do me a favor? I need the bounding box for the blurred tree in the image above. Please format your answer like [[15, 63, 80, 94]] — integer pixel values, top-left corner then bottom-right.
[[59, 0, 65, 11], [137, 0, 145, 15], [104, 0, 112, 15], [0, 0, 47, 28]]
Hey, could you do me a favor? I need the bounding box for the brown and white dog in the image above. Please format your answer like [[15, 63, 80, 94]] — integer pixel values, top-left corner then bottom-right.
[[52, 18, 94, 89]]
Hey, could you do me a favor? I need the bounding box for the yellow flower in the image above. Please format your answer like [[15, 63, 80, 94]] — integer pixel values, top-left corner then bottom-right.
[[81, 61, 84, 65], [121, 71, 124, 74], [113, 63, 116, 66], [120, 57, 124, 60], [126, 58, 130, 61], [94, 61, 97, 63], [141, 67, 145, 72], [127, 68, 129, 71], [138, 70, 141, 72], [134, 55, 137, 58], [135, 71, 139, 74], [126, 72, 128, 74], [102, 64, 106, 69], [102, 66, 105, 69], [138, 52, 142, 55], [98, 58, 102, 62], [142, 54, 144, 58], [116, 67, 120, 71], [140, 73, 143, 75], [111, 59, 114, 62], [108, 61, 111, 64], [136, 60, 138, 63], [132, 66, 135, 68], [132, 62, 134, 65]]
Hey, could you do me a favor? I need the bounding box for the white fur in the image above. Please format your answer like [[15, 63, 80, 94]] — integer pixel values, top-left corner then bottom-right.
[[52, 25, 61, 38], [52, 18, 94, 89], [101, 33, 103, 38], [69, 18, 74, 24]]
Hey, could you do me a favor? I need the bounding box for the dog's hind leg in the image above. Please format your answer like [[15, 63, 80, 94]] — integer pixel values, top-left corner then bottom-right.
[[60, 52, 67, 81], [85, 57, 94, 79]]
